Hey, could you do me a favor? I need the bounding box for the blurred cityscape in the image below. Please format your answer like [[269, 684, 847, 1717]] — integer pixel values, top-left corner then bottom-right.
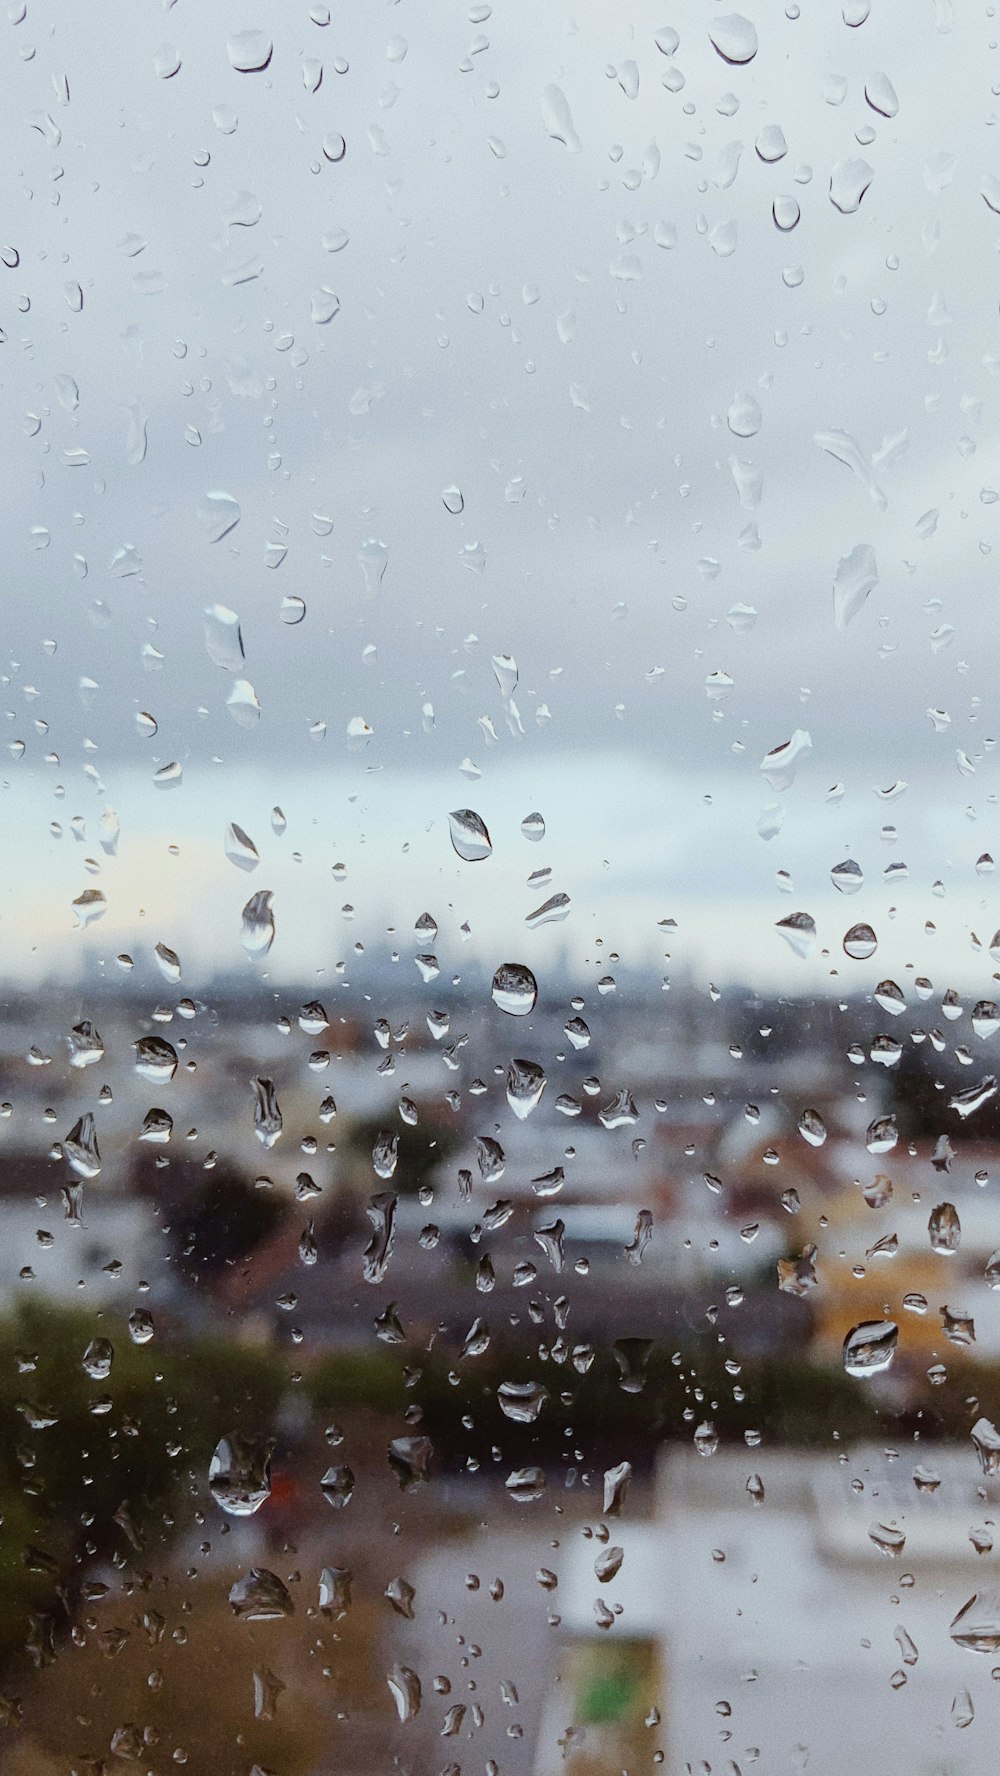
[[0, 959, 998, 1774]]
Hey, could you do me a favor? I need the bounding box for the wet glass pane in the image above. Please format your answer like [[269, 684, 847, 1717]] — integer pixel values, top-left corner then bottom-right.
[[1, 1, 998, 1772]]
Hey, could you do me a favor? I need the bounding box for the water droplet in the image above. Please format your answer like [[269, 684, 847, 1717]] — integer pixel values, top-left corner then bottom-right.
[[830, 157, 874, 213], [311, 286, 340, 324], [727, 392, 762, 437], [843, 1319, 898, 1377], [865, 72, 898, 116], [613, 1337, 653, 1393], [928, 1202, 961, 1254], [506, 1058, 546, 1119], [775, 912, 816, 959], [604, 1461, 632, 1515], [869, 1521, 906, 1557], [442, 485, 464, 514], [72, 889, 107, 928], [388, 1434, 433, 1490], [252, 1076, 283, 1148], [950, 1592, 1000, 1654], [709, 13, 758, 62], [197, 491, 241, 543], [227, 31, 273, 73], [844, 923, 877, 960], [950, 1075, 998, 1118], [225, 823, 260, 871], [760, 729, 812, 790], [798, 1107, 827, 1146], [831, 859, 863, 894], [542, 84, 581, 152], [874, 979, 905, 1015], [449, 808, 492, 862], [387, 1664, 422, 1723], [62, 1112, 101, 1179], [521, 811, 546, 842], [229, 1570, 293, 1620], [625, 1209, 654, 1264], [134, 1037, 178, 1083], [492, 963, 537, 1016], [599, 1089, 639, 1129], [833, 544, 878, 630], [497, 1380, 549, 1423], [320, 1464, 355, 1508], [372, 1131, 399, 1180], [210, 1435, 273, 1515], [771, 194, 800, 232], [280, 596, 306, 625], [318, 1567, 351, 1614], [126, 1307, 154, 1346], [68, 1020, 104, 1069], [526, 893, 570, 929], [82, 1337, 113, 1381], [505, 1466, 546, 1502], [203, 603, 245, 670], [952, 1688, 975, 1728], [363, 1192, 397, 1284], [595, 1545, 625, 1582], [357, 537, 388, 595], [241, 890, 275, 957], [777, 1244, 819, 1295], [694, 1420, 719, 1457]]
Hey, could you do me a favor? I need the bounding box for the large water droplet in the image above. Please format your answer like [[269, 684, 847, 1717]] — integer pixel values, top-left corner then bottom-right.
[[68, 1020, 104, 1069], [133, 1037, 178, 1084], [831, 859, 863, 894], [760, 729, 812, 790], [833, 544, 878, 630], [198, 491, 242, 542], [727, 392, 762, 437], [227, 679, 261, 727], [62, 1112, 101, 1179], [210, 1434, 273, 1515], [82, 1337, 114, 1380], [203, 603, 245, 670], [388, 1434, 433, 1489], [950, 1592, 1000, 1654], [229, 1569, 293, 1620], [227, 31, 273, 72], [492, 963, 537, 1016], [497, 1380, 549, 1423], [363, 1191, 397, 1283], [844, 923, 877, 960], [357, 537, 388, 595], [830, 158, 874, 213], [709, 14, 758, 63], [928, 1201, 961, 1253], [506, 1058, 547, 1119], [542, 84, 581, 152], [843, 1319, 898, 1377], [252, 1076, 283, 1147], [241, 890, 275, 956], [449, 808, 492, 862], [387, 1665, 422, 1723], [775, 912, 816, 959]]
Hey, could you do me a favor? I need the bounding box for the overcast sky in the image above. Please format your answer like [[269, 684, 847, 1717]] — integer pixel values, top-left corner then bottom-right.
[[1, 0, 998, 994]]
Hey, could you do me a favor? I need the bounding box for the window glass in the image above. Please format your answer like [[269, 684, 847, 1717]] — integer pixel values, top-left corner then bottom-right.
[[1, 2, 997, 1772]]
